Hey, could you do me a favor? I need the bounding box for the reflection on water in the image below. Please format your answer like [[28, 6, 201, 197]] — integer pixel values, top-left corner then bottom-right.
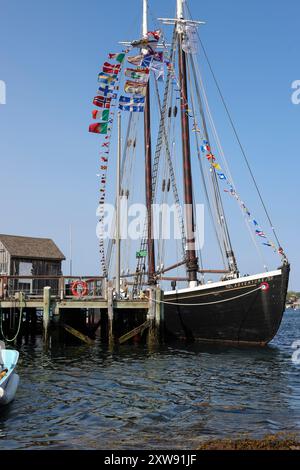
[[0, 310, 299, 449]]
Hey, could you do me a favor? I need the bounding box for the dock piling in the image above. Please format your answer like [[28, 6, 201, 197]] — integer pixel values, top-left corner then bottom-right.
[[155, 288, 164, 340], [107, 286, 114, 345], [43, 286, 51, 341], [147, 287, 164, 345]]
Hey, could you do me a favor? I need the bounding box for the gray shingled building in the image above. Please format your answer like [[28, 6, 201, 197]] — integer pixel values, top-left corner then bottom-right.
[[0, 234, 65, 295]]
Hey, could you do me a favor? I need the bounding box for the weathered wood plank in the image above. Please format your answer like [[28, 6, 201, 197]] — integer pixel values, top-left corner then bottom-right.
[[1, 299, 149, 310], [118, 320, 151, 344], [63, 324, 94, 345]]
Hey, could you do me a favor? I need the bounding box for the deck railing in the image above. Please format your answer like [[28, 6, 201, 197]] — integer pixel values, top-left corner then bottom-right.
[[0, 276, 106, 300]]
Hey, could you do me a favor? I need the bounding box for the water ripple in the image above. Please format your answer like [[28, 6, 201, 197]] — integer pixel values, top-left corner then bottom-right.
[[0, 310, 299, 449]]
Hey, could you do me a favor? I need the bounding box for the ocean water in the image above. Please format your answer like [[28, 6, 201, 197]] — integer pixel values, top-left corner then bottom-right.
[[0, 310, 299, 450]]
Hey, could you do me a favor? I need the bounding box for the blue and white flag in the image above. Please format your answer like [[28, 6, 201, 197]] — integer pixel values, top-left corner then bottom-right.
[[119, 104, 144, 112], [98, 77, 116, 87], [141, 54, 152, 68], [150, 61, 164, 81], [119, 95, 145, 104]]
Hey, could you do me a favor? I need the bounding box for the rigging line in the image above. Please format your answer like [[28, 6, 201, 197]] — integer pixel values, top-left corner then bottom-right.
[[122, 154, 137, 275], [186, 54, 228, 270], [192, 55, 269, 270], [153, 78, 186, 257], [158, 144, 169, 268], [106, 112, 137, 272], [189, 54, 235, 271], [133, 27, 186, 294], [98, 58, 128, 277], [122, 122, 139, 274], [158, 80, 176, 269], [185, 1, 282, 250], [188, 55, 227, 251], [137, 72, 186, 288], [171, 105, 186, 280], [106, 115, 133, 274], [147, 285, 263, 307]]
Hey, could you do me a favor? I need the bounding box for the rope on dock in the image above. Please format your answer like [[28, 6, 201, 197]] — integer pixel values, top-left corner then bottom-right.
[[147, 286, 263, 307], [0, 300, 24, 343]]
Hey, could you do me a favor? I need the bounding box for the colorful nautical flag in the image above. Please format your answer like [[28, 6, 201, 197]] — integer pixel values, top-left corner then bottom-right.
[[127, 55, 143, 66], [147, 43, 158, 56], [98, 80, 117, 91], [124, 80, 147, 96], [136, 250, 147, 258], [93, 96, 111, 109], [125, 68, 150, 81], [217, 173, 227, 180], [119, 95, 145, 104], [92, 109, 110, 121], [98, 85, 115, 97], [153, 51, 164, 62], [98, 72, 117, 82], [141, 54, 152, 68], [98, 83, 118, 93], [206, 153, 215, 161], [212, 163, 221, 170], [253, 219, 259, 226], [182, 25, 198, 54], [147, 30, 161, 41], [103, 62, 121, 74], [256, 230, 266, 238], [119, 104, 144, 112], [151, 61, 164, 81], [108, 53, 126, 63], [201, 143, 211, 153], [98, 77, 116, 88], [89, 122, 109, 134]]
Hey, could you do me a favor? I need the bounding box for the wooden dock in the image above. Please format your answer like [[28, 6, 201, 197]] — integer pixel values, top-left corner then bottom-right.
[[0, 275, 164, 346]]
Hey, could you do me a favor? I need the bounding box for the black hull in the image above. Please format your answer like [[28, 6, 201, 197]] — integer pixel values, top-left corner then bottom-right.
[[163, 264, 290, 345]]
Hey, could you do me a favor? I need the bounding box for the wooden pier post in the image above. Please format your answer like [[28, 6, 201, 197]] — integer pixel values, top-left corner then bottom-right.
[[107, 286, 114, 346], [155, 288, 164, 340], [147, 287, 164, 345], [147, 287, 156, 322], [52, 301, 60, 326], [43, 286, 51, 341]]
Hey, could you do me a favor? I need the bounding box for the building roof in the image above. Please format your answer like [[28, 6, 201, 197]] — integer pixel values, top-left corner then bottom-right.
[[0, 234, 65, 261]]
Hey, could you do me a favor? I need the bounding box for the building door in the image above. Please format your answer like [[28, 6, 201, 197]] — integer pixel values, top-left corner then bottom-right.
[[19, 261, 33, 294]]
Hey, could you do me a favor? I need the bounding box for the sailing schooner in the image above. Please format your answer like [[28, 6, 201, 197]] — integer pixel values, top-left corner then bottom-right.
[[89, 0, 290, 345]]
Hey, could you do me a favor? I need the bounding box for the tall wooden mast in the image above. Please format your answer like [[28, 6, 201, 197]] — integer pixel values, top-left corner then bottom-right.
[[143, 0, 156, 285], [177, 0, 198, 286]]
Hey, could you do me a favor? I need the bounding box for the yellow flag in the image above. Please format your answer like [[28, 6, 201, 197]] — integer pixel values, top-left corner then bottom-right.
[[212, 163, 221, 170]]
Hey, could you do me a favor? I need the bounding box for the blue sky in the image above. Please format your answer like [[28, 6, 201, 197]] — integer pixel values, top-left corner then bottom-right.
[[0, 0, 299, 289]]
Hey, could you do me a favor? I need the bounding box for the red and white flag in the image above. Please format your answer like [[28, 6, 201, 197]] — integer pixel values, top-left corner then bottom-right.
[[93, 95, 111, 109]]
